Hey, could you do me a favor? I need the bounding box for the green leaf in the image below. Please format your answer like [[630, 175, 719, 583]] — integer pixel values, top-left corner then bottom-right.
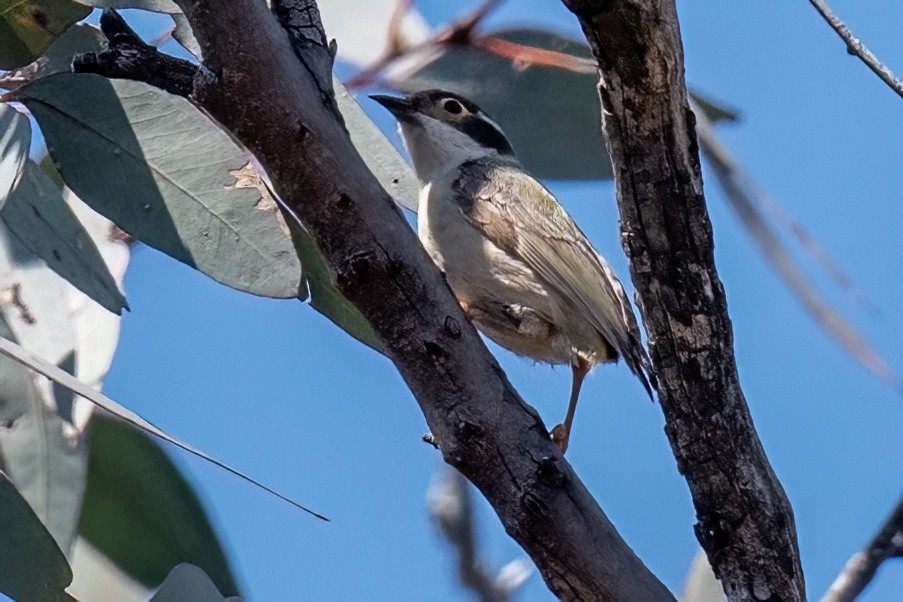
[[0, 230, 88, 555], [0, 0, 91, 69], [0, 23, 107, 89], [287, 218, 382, 351], [336, 77, 419, 212], [150, 563, 227, 602], [0, 469, 72, 601], [170, 13, 200, 59], [395, 29, 608, 180], [80, 415, 239, 596], [393, 28, 737, 180], [2, 159, 128, 314], [0, 331, 328, 519], [15, 73, 304, 299], [0, 103, 30, 210], [73, 0, 179, 12]]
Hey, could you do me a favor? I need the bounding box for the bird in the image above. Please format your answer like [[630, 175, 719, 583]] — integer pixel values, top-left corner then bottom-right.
[[372, 90, 656, 453]]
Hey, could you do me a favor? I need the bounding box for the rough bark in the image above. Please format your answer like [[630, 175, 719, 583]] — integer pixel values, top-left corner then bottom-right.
[[74, 4, 675, 600], [561, 1, 806, 600]]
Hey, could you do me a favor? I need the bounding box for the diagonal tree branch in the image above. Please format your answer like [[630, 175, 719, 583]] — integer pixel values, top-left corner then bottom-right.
[[823, 495, 903, 602], [807, 0, 903, 99], [561, 1, 805, 600], [75, 3, 674, 600]]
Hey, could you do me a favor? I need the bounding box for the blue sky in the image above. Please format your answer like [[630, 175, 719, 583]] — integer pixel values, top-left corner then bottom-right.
[[99, 1, 902, 600]]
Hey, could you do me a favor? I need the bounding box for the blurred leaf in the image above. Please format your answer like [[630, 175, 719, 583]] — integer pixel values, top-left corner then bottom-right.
[[170, 13, 199, 59], [0, 469, 72, 601], [693, 101, 903, 395], [0, 103, 30, 210], [0, 331, 329, 519], [2, 159, 128, 314], [392, 28, 736, 180], [150, 563, 227, 602], [337, 76, 419, 211], [69, 538, 148, 602], [0, 0, 90, 69], [0, 229, 88, 554], [79, 415, 239, 596], [73, 0, 178, 12], [63, 190, 130, 431], [682, 550, 726, 602], [15, 73, 304, 299], [0, 23, 106, 89], [319, 0, 430, 67]]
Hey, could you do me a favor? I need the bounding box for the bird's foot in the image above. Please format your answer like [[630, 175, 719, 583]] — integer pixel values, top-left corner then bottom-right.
[[550, 423, 570, 454]]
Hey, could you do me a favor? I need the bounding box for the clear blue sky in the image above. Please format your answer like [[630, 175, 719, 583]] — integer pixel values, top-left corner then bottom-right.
[[101, 1, 902, 599]]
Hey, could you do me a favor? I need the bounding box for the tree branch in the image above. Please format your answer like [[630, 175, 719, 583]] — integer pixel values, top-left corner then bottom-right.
[[77, 3, 675, 600], [72, 10, 196, 97], [428, 469, 531, 602], [823, 495, 903, 602], [807, 0, 903, 99], [561, 1, 805, 600]]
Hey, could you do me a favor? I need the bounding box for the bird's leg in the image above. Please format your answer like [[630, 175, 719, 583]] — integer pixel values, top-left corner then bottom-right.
[[551, 360, 591, 453]]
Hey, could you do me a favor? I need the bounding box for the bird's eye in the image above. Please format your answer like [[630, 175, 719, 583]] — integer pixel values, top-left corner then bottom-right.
[[442, 99, 464, 114]]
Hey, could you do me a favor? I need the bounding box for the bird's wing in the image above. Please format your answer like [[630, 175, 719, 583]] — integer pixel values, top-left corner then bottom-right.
[[452, 160, 656, 397]]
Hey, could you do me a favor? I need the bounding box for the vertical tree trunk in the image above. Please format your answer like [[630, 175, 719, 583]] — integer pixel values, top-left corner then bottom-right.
[[562, 1, 806, 600]]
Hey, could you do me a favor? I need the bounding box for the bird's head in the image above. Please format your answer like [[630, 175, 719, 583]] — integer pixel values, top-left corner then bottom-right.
[[371, 90, 514, 183]]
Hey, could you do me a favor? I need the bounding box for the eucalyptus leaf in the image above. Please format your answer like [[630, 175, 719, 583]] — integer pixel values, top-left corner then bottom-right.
[[171, 13, 200, 59], [0, 103, 30, 210], [80, 415, 239, 596], [15, 73, 304, 299], [151, 563, 227, 602], [0, 230, 88, 555], [0, 0, 91, 69], [0, 470, 72, 601], [336, 77, 419, 212], [64, 190, 130, 431], [2, 159, 128, 314], [0, 331, 328, 520], [0, 24, 107, 90], [393, 28, 737, 180], [73, 0, 179, 12]]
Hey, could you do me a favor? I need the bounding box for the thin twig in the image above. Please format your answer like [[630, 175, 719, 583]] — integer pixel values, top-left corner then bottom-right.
[[822, 495, 903, 602], [345, 0, 503, 89], [808, 0, 903, 99], [428, 469, 531, 602]]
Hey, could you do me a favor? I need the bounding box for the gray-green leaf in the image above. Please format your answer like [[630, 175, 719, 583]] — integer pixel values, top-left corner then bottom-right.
[[393, 28, 737, 181], [15, 73, 303, 299], [0, 230, 88, 555], [0, 0, 91, 69], [72, 0, 179, 12], [2, 159, 128, 314], [80, 415, 239, 596], [151, 563, 227, 602], [0, 331, 328, 519], [336, 77, 419, 212], [0, 23, 107, 90], [0, 104, 30, 210], [0, 469, 72, 601]]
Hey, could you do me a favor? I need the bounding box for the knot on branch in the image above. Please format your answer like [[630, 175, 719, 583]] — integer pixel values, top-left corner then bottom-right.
[[72, 9, 198, 98], [271, 0, 342, 124]]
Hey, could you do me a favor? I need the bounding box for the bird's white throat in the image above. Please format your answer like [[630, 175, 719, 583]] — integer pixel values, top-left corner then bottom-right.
[[399, 116, 500, 184]]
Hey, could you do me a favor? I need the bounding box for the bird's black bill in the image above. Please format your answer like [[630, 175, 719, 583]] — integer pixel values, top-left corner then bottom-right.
[[370, 94, 416, 122]]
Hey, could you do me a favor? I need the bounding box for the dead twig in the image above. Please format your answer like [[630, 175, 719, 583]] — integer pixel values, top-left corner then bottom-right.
[[808, 0, 903, 99]]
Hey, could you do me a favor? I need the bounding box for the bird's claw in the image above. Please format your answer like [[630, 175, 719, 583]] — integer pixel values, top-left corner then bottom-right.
[[550, 423, 570, 454]]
